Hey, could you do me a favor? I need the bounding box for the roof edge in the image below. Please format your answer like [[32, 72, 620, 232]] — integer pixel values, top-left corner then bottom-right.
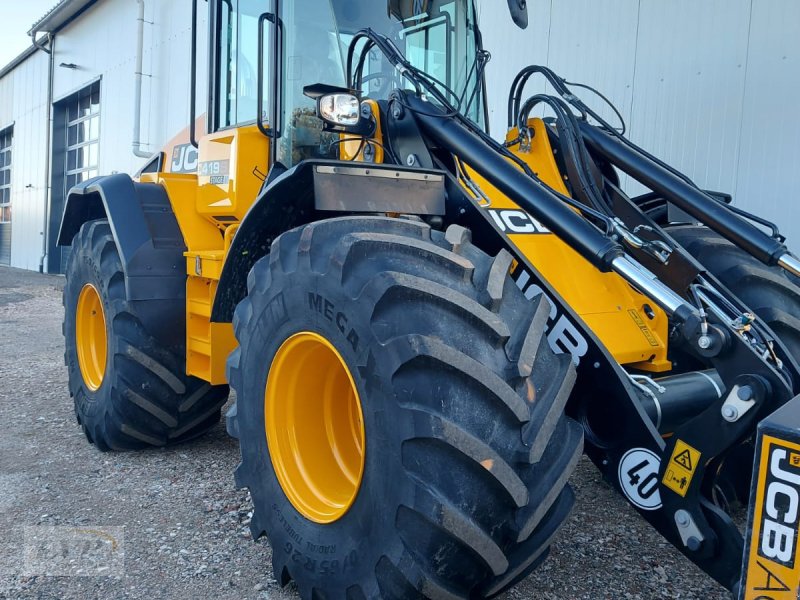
[[1, 0, 99, 81], [28, 0, 97, 36], [0, 45, 41, 81]]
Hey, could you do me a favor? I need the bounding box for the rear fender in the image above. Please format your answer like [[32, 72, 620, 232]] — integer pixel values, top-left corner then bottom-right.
[[57, 173, 186, 302], [57, 174, 186, 348]]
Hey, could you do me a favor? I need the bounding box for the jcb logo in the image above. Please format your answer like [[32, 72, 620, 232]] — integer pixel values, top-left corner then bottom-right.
[[514, 269, 588, 365], [759, 446, 800, 566], [170, 143, 198, 174], [488, 209, 550, 235], [743, 436, 800, 599]]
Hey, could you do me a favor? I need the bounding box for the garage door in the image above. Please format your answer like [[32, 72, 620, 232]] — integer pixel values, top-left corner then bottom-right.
[[49, 82, 100, 274]]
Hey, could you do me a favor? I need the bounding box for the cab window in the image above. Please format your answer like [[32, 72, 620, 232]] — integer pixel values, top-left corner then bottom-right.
[[214, 0, 271, 130]]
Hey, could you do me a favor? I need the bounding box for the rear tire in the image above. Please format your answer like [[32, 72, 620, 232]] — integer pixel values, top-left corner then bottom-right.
[[228, 217, 582, 599], [669, 225, 800, 360], [63, 220, 229, 450]]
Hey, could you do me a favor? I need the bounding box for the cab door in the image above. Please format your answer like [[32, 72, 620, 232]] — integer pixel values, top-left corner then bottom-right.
[[198, 0, 275, 223]]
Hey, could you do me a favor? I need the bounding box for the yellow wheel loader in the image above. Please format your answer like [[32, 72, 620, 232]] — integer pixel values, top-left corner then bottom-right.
[[58, 1, 800, 598]]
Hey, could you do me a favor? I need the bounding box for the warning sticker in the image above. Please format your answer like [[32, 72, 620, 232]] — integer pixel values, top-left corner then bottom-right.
[[662, 439, 701, 497], [674, 448, 694, 470]]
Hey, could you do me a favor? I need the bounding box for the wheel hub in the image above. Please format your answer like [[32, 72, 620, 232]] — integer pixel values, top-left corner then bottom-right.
[[75, 283, 108, 391], [265, 331, 365, 524]]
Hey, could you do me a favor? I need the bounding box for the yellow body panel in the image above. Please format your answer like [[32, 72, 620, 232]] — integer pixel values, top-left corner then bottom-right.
[[197, 125, 270, 223], [469, 119, 671, 371], [185, 275, 237, 384], [141, 125, 269, 385], [141, 172, 221, 253]]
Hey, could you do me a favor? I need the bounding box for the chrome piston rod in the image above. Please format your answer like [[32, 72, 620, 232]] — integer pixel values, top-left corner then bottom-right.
[[611, 256, 694, 317], [779, 253, 800, 278]]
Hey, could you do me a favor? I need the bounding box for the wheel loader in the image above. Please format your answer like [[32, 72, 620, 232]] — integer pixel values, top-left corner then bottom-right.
[[57, 0, 800, 598]]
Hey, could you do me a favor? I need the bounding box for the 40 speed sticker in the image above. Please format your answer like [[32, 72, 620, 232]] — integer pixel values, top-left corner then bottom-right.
[[618, 448, 663, 511]]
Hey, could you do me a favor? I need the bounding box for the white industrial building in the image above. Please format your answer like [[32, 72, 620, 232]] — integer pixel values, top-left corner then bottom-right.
[[0, 0, 798, 273]]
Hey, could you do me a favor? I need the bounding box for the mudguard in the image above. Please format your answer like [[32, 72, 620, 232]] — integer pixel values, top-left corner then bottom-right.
[[56, 173, 186, 302], [211, 162, 317, 324], [210, 159, 445, 323]]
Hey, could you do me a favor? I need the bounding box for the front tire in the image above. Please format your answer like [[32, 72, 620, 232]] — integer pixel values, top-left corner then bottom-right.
[[63, 220, 229, 450], [228, 217, 582, 599]]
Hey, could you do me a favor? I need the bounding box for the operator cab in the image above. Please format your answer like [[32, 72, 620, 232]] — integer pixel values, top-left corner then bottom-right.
[[206, 0, 487, 171]]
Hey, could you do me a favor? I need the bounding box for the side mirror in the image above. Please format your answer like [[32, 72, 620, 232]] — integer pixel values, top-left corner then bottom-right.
[[303, 84, 376, 136], [507, 0, 528, 29]]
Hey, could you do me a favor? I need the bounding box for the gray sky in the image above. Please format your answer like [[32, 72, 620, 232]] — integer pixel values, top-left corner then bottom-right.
[[0, 1, 61, 67]]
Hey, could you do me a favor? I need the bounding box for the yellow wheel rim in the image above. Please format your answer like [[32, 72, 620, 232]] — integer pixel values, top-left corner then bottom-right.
[[265, 332, 366, 524], [75, 283, 108, 391]]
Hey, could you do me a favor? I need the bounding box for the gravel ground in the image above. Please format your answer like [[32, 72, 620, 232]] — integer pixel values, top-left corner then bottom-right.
[[0, 265, 731, 599]]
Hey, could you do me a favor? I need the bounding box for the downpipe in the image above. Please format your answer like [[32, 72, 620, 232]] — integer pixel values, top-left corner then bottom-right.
[[132, 0, 150, 159], [32, 32, 55, 273]]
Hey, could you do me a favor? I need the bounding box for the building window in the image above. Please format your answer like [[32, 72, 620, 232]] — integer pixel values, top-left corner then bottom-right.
[[0, 127, 11, 223], [0, 126, 12, 266], [65, 81, 100, 190]]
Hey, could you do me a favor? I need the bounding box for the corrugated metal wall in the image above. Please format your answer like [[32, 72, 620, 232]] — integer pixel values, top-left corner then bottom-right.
[[51, 0, 208, 178], [0, 51, 50, 271], [478, 0, 800, 245], [0, 0, 208, 272]]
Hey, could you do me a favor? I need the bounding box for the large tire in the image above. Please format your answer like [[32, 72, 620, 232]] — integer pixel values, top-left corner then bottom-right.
[[228, 216, 583, 599], [63, 220, 229, 451], [669, 225, 800, 359]]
